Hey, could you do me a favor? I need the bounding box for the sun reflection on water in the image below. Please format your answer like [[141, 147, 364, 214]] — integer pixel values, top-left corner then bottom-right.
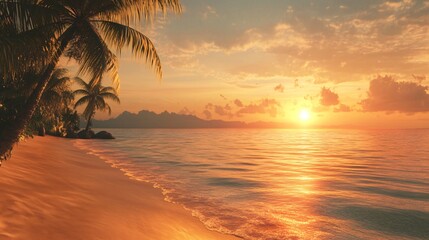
[[75, 129, 429, 240]]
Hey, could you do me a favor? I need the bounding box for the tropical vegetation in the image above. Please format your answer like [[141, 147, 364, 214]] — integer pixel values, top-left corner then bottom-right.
[[74, 78, 120, 131], [1, 68, 78, 136], [0, 0, 182, 161]]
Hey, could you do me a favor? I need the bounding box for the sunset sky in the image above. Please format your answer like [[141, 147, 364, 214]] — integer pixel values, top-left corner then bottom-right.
[[64, 0, 429, 128]]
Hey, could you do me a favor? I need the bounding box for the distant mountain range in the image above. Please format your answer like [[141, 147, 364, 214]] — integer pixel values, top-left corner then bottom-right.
[[90, 110, 288, 128]]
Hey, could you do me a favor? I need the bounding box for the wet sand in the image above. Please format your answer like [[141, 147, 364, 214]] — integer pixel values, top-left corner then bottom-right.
[[0, 136, 238, 240]]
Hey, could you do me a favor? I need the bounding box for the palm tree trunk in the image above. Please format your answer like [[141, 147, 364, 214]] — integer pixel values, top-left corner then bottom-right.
[[0, 28, 75, 160], [85, 113, 93, 131]]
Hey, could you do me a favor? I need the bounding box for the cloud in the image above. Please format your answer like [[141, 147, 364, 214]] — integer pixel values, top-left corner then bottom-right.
[[379, 0, 414, 11], [234, 99, 243, 107], [204, 103, 233, 118], [361, 75, 429, 113], [214, 104, 233, 118], [203, 104, 214, 119], [203, 98, 281, 119], [203, 109, 212, 119], [178, 107, 196, 115], [320, 87, 340, 106], [159, 1, 429, 83], [236, 99, 280, 117], [316, 87, 352, 112], [274, 84, 285, 93]]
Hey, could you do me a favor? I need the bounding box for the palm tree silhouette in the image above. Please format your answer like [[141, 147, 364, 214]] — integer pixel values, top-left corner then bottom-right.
[[32, 68, 74, 135], [0, 0, 181, 158], [73, 78, 120, 131]]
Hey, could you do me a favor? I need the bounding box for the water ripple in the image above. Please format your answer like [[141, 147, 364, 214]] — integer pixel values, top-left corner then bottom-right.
[[75, 129, 429, 240]]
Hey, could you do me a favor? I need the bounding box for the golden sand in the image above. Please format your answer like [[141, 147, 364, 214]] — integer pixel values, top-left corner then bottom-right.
[[0, 136, 238, 240]]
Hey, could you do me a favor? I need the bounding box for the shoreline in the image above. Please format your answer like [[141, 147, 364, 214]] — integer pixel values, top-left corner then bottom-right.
[[0, 136, 239, 240]]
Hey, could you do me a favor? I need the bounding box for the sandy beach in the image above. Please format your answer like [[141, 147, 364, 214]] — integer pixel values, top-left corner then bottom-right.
[[0, 136, 238, 240]]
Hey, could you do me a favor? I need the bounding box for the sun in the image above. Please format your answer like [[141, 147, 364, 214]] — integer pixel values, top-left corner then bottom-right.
[[299, 109, 311, 122]]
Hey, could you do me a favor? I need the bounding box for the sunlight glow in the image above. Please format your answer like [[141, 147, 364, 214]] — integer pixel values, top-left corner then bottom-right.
[[299, 109, 311, 122]]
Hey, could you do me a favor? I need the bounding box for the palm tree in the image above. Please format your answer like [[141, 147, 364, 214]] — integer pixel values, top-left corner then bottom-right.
[[61, 108, 80, 136], [0, 0, 181, 159], [73, 78, 120, 131], [40, 69, 74, 110], [1, 68, 74, 137], [32, 68, 74, 135], [1, 68, 72, 129]]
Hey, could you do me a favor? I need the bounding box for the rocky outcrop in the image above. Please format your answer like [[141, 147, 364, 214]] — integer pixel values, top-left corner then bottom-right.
[[94, 131, 115, 139], [65, 130, 114, 139], [65, 131, 78, 139], [77, 130, 95, 139]]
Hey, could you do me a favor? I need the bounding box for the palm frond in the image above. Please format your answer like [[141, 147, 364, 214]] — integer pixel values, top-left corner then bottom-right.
[[105, 104, 112, 115], [74, 95, 90, 108], [99, 92, 120, 103], [0, 0, 65, 32], [0, 35, 18, 76], [74, 20, 118, 87], [61, 89, 74, 105], [0, 21, 64, 77], [95, 20, 162, 78], [95, 96, 112, 115], [88, 76, 104, 89], [95, 0, 182, 25], [72, 89, 89, 97], [51, 68, 69, 78], [73, 77, 90, 91], [100, 86, 116, 93], [55, 76, 71, 86], [47, 69, 70, 89], [42, 90, 62, 104]]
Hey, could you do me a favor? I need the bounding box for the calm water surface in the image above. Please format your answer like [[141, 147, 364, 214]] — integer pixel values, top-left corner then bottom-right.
[[75, 129, 429, 240]]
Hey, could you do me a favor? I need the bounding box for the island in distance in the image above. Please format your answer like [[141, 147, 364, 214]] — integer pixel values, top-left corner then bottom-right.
[[90, 110, 288, 129]]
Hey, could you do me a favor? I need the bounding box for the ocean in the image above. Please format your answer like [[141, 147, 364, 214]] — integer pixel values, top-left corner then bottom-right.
[[75, 129, 429, 240]]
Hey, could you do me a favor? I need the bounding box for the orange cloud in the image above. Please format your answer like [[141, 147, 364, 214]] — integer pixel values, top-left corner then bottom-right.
[[361, 75, 429, 113], [204, 103, 234, 118], [203, 109, 212, 119], [234, 99, 243, 107], [274, 84, 285, 93], [203, 98, 281, 119], [178, 107, 196, 115], [214, 104, 233, 118], [236, 99, 280, 117], [160, 1, 429, 83], [317, 87, 352, 112], [320, 87, 339, 106]]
